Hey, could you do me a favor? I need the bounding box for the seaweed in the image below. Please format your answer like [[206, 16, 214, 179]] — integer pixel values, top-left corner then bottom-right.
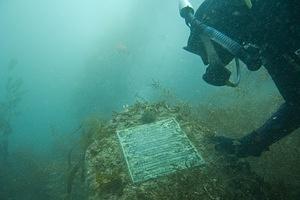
[[65, 117, 112, 199], [140, 110, 157, 124], [66, 152, 86, 198], [0, 59, 25, 164], [94, 168, 124, 195], [84, 100, 296, 200], [0, 150, 52, 200], [150, 79, 177, 103]]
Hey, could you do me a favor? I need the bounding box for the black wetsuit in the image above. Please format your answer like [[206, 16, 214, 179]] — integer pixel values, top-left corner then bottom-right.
[[186, 0, 300, 156]]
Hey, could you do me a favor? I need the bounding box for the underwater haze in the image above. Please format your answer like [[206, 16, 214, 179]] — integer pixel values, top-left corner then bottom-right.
[[0, 0, 299, 199], [0, 0, 205, 153]]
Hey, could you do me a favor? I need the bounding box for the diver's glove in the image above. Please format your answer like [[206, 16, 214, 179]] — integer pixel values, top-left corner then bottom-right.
[[243, 44, 262, 71], [211, 133, 268, 158], [202, 64, 231, 86]]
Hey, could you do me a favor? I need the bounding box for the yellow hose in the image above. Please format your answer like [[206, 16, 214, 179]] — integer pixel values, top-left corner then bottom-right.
[[244, 0, 253, 9]]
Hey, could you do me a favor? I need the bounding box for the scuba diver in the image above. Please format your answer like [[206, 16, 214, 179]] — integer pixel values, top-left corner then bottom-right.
[[179, 0, 300, 157]]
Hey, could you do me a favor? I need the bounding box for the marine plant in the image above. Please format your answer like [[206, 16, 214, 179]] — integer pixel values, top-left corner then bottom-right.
[[83, 100, 298, 200], [140, 109, 157, 124], [0, 59, 25, 163], [150, 79, 177, 104], [0, 149, 52, 200], [65, 116, 113, 199]]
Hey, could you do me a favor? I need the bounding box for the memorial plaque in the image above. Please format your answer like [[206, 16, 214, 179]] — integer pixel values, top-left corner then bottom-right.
[[117, 118, 205, 183]]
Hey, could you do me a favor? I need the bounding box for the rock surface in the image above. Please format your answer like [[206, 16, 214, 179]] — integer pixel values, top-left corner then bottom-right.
[[85, 101, 284, 200]]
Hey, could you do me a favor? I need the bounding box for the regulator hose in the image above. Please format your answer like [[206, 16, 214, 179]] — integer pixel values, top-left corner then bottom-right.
[[191, 19, 260, 70], [226, 58, 241, 87], [179, 1, 261, 87]]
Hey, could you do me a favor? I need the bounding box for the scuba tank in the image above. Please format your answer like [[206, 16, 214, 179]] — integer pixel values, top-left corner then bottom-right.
[[179, 0, 262, 87]]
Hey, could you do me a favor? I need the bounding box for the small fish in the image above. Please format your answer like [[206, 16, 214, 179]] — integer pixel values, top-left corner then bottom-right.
[[115, 42, 129, 55], [244, 0, 252, 9]]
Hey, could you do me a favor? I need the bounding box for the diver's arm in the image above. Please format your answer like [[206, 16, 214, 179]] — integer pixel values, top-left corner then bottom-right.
[[237, 103, 300, 157], [214, 102, 300, 157], [215, 56, 300, 157]]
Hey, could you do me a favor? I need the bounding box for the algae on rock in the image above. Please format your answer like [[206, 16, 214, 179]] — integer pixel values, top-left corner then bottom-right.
[[84, 101, 284, 200]]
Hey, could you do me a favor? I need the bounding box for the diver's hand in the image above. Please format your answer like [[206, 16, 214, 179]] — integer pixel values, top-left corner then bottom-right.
[[202, 65, 231, 86], [210, 136, 238, 155], [211, 136, 265, 158]]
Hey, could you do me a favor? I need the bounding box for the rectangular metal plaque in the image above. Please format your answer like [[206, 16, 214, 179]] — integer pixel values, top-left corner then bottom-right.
[[117, 118, 204, 183]]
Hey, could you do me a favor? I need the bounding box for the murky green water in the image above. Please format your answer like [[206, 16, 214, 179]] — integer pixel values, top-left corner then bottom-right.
[[0, 0, 299, 199]]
